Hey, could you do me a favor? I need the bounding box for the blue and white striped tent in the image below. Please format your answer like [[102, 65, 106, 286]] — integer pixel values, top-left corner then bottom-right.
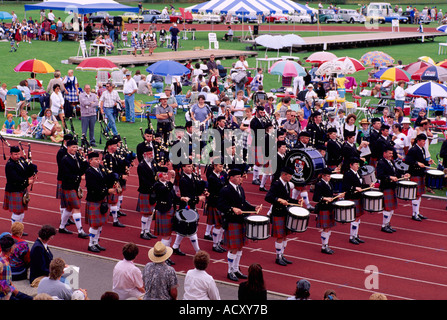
[[185, 0, 316, 15]]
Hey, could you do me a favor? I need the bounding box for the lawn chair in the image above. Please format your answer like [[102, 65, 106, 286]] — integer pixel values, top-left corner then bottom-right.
[[111, 70, 124, 91], [134, 100, 146, 122], [5, 94, 21, 117]]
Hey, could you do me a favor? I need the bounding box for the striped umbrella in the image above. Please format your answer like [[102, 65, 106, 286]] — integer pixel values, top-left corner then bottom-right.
[[411, 65, 447, 81], [374, 67, 411, 82], [13, 59, 55, 74], [403, 61, 430, 75], [405, 81, 447, 98], [436, 60, 447, 68], [360, 51, 394, 67], [436, 25, 447, 33], [268, 60, 306, 77], [335, 57, 365, 72], [417, 56, 435, 65]]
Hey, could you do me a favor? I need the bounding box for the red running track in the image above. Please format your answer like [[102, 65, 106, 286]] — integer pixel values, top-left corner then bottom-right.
[[1, 140, 447, 300]]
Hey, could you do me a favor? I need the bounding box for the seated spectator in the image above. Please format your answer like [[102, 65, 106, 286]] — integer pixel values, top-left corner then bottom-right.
[[150, 74, 164, 93], [9, 222, 31, 281], [137, 75, 153, 96], [40, 108, 59, 138], [6, 86, 27, 112], [14, 109, 32, 135], [216, 60, 227, 79], [2, 113, 15, 133], [17, 80, 31, 104], [0, 82, 7, 103], [29, 224, 57, 285], [50, 123, 64, 143], [37, 257, 73, 300]]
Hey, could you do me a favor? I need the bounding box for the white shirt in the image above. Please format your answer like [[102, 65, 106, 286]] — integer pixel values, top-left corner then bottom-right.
[[112, 259, 144, 300], [231, 99, 245, 118], [395, 86, 405, 101], [123, 77, 137, 95], [206, 93, 219, 106], [235, 60, 248, 71], [50, 91, 64, 114], [182, 268, 220, 300]]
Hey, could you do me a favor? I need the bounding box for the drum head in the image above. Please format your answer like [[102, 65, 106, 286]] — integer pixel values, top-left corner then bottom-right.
[[331, 174, 343, 180], [246, 215, 269, 223], [176, 209, 199, 222], [288, 207, 310, 217], [399, 181, 417, 186], [364, 191, 383, 197], [395, 160, 409, 171], [359, 165, 374, 176], [427, 170, 444, 176], [334, 200, 355, 206], [285, 148, 326, 185]]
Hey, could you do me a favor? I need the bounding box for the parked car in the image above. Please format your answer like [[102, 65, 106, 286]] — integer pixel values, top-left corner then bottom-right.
[[120, 12, 144, 23], [318, 9, 343, 23], [384, 13, 409, 23], [338, 9, 365, 23], [365, 9, 385, 24], [155, 14, 171, 23], [401, 11, 431, 24], [288, 13, 312, 23], [265, 14, 289, 23], [236, 14, 258, 23], [142, 9, 161, 23], [88, 12, 113, 24]]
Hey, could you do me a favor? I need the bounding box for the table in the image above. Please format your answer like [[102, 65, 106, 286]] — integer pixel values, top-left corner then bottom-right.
[[280, 56, 300, 61], [89, 43, 107, 57], [255, 57, 282, 69], [30, 90, 46, 110], [182, 29, 196, 40], [439, 43, 447, 55]]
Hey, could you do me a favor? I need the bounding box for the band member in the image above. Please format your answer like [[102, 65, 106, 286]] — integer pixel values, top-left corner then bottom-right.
[[326, 127, 343, 170], [58, 139, 89, 238], [115, 135, 134, 217], [368, 118, 382, 167], [84, 151, 116, 252], [272, 140, 288, 182], [56, 134, 74, 226], [342, 157, 374, 245], [404, 134, 433, 221], [291, 131, 314, 211], [249, 106, 270, 186], [136, 128, 155, 163], [377, 146, 410, 233], [217, 169, 261, 282], [341, 131, 368, 173], [265, 167, 298, 265], [306, 112, 326, 148], [313, 168, 342, 254], [205, 162, 227, 253], [172, 162, 206, 256], [152, 166, 190, 266], [376, 124, 397, 160], [136, 145, 158, 240], [3, 145, 37, 234]]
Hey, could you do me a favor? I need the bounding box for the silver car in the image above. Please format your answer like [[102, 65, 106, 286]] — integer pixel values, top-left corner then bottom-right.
[[338, 9, 366, 23]]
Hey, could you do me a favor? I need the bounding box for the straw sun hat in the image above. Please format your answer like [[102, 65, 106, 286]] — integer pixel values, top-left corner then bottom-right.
[[148, 241, 173, 263]]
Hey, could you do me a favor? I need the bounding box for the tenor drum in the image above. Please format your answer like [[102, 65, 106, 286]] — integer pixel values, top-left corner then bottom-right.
[[244, 216, 270, 240], [362, 191, 384, 212], [330, 174, 344, 194], [395, 159, 409, 176], [285, 207, 310, 233], [173, 209, 200, 237], [285, 148, 326, 185], [333, 200, 356, 223], [359, 165, 376, 185], [426, 169, 445, 189], [396, 181, 417, 200]]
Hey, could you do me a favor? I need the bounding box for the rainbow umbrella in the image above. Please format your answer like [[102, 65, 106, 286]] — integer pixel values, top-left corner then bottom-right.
[[13, 59, 55, 74], [76, 57, 119, 71], [373, 67, 411, 82], [268, 60, 306, 77], [305, 51, 337, 64], [360, 51, 394, 67]]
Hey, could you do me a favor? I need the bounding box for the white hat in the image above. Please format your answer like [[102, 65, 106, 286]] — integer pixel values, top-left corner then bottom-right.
[[401, 117, 411, 124], [71, 289, 86, 300], [307, 84, 314, 88]]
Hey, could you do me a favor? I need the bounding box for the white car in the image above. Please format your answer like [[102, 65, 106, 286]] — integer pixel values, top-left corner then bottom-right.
[[288, 13, 312, 23], [338, 9, 366, 23], [201, 13, 222, 23]]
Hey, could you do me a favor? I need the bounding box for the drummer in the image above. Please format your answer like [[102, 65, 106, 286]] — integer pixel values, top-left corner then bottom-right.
[[326, 127, 343, 171], [404, 134, 434, 221], [342, 157, 374, 245], [313, 167, 344, 254], [265, 167, 299, 266], [341, 131, 368, 173], [377, 146, 410, 233]]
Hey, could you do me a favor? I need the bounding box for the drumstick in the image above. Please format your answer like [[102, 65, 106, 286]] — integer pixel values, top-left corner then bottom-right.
[[241, 204, 263, 215]]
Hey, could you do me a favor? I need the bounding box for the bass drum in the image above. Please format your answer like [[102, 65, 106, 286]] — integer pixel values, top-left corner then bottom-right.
[[285, 148, 326, 186]]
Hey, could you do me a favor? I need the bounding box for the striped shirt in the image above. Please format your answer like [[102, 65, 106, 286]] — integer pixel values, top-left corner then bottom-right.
[[99, 89, 121, 109]]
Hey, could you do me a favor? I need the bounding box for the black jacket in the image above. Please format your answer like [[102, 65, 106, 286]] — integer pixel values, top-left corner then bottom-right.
[[217, 183, 255, 224], [405, 144, 429, 177], [377, 158, 401, 190], [137, 159, 157, 194], [326, 139, 343, 167], [85, 165, 109, 202], [59, 153, 88, 190], [4, 158, 33, 192], [265, 179, 295, 217], [206, 171, 226, 208], [153, 180, 181, 213], [342, 169, 368, 200], [179, 173, 201, 209], [313, 179, 334, 212]]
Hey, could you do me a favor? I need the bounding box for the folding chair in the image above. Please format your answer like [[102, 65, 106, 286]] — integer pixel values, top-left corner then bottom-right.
[[356, 98, 371, 119], [5, 95, 21, 117], [111, 70, 124, 91], [134, 100, 146, 122], [208, 33, 219, 49]]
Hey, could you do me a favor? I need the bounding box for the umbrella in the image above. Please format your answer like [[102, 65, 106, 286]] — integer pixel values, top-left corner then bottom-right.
[[436, 25, 447, 33], [335, 57, 365, 72], [76, 57, 119, 71], [405, 81, 447, 98], [281, 34, 306, 47], [436, 60, 447, 68], [373, 67, 411, 82], [305, 51, 337, 64], [417, 56, 435, 65], [360, 51, 394, 67], [13, 59, 55, 74], [411, 65, 447, 81], [268, 60, 306, 77], [316, 60, 355, 76], [0, 11, 12, 20], [255, 34, 284, 50], [403, 61, 431, 74], [146, 60, 190, 76]]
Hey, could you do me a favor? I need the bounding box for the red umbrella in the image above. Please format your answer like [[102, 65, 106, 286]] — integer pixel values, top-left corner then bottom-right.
[[305, 51, 337, 64], [335, 56, 365, 72], [403, 61, 430, 75], [76, 57, 119, 71]]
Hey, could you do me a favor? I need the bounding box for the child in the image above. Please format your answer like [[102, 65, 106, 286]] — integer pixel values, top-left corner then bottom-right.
[[9, 32, 17, 52], [50, 123, 64, 143], [14, 109, 32, 135], [121, 30, 128, 46], [2, 114, 15, 133], [30, 114, 39, 128]]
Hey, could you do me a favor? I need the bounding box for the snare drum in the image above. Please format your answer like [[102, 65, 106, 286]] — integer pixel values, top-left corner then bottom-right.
[[173, 209, 199, 237], [426, 169, 445, 189], [333, 200, 356, 223], [285, 207, 310, 233], [360, 165, 376, 185], [396, 180, 418, 200], [244, 216, 270, 240], [362, 191, 384, 212], [330, 174, 344, 194]]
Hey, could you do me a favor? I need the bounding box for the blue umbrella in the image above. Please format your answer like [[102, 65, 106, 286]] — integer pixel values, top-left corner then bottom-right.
[[0, 11, 12, 20], [437, 25, 447, 33], [405, 82, 447, 98], [146, 60, 190, 76], [419, 65, 447, 82]]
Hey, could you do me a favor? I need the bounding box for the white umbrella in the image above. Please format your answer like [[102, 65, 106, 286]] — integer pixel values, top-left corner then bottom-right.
[[316, 60, 356, 76], [282, 34, 306, 55], [405, 81, 447, 98]]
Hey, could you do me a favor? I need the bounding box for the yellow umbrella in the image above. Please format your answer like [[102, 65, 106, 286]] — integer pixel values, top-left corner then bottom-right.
[[418, 56, 435, 65], [13, 59, 55, 74]]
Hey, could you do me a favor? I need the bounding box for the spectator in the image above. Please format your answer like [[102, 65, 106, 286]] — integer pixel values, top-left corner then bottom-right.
[[71, 288, 89, 300], [99, 83, 122, 136], [238, 263, 267, 300], [112, 242, 145, 300], [50, 83, 65, 129], [183, 250, 220, 300], [2, 113, 15, 133], [137, 75, 153, 96], [287, 279, 311, 300], [142, 241, 178, 300], [369, 292, 387, 300], [150, 74, 164, 93], [6, 86, 27, 113], [101, 291, 120, 300], [154, 93, 174, 143], [0, 82, 7, 103], [191, 95, 211, 131], [9, 222, 31, 281], [123, 70, 137, 123], [323, 289, 339, 300], [169, 23, 180, 51], [37, 257, 73, 300], [40, 108, 59, 138], [224, 26, 233, 41], [29, 224, 57, 285], [63, 69, 79, 118], [79, 84, 99, 147]]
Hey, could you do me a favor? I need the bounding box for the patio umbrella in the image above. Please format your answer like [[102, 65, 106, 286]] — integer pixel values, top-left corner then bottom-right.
[[411, 65, 447, 82], [360, 51, 394, 67], [255, 34, 284, 50], [403, 61, 431, 75], [146, 60, 190, 76], [436, 60, 447, 68], [405, 81, 447, 98], [315, 60, 353, 76], [436, 25, 447, 33], [76, 57, 119, 71], [13, 59, 55, 74], [335, 57, 365, 72], [373, 67, 411, 82], [417, 56, 435, 65], [305, 51, 337, 64], [0, 11, 12, 20], [268, 60, 306, 77]]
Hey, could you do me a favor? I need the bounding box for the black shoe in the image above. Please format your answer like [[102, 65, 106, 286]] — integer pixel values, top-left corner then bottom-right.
[[113, 221, 125, 228], [282, 256, 293, 264], [217, 244, 227, 252], [321, 247, 334, 254], [252, 179, 261, 185], [88, 245, 101, 253], [307, 205, 315, 212], [418, 214, 428, 220], [96, 244, 106, 251], [388, 225, 396, 232], [212, 245, 225, 253], [22, 232, 28, 237], [148, 232, 157, 239], [140, 232, 152, 240], [349, 237, 360, 245], [356, 237, 365, 244], [117, 210, 127, 217], [412, 215, 422, 221], [173, 248, 186, 256], [275, 258, 288, 266], [66, 219, 75, 226], [259, 187, 268, 192], [204, 234, 213, 241], [90, 142, 97, 147], [59, 227, 73, 235], [166, 258, 175, 266], [381, 226, 394, 233], [235, 271, 247, 279], [227, 272, 239, 281], [78, 231, 89, 239]]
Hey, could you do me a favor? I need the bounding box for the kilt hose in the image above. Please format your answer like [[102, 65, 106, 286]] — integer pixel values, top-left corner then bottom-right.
[[382, 188, 398, 211], [3, 191, 28, 213], [204, 205, 222, 226], [224, 222, 247, 251], [85, 201, 107, 228], [271, 215, 292, 238], [316, 209, 336, 229], [60, 189, 81, 211], [154, 208, 174, 237], [136, 193, 154, 214], [411, 175, 425, 197]]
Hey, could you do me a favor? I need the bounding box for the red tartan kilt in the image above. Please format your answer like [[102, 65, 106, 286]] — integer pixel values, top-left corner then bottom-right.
[[382, 188, 398, 211], [136, 193, 154, 214], [205, 205, 222, 226], [85, 201, 107, 228], [316, 210, 336, 229], [351, 199, 364, 218], [411, 176, 425, 197], [60, 189, 81, 211], [107, 193, 119, 205], [250, 146, 266, 167], [56, 180, 62, 199], [271, 215, 292, 238], [3, 191, 27, 213], [154, 208, 174, 237], [224, 222, 247, 250]]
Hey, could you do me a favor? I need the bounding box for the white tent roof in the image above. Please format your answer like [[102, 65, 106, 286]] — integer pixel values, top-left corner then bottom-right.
[[24, 0, 139, 14]]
